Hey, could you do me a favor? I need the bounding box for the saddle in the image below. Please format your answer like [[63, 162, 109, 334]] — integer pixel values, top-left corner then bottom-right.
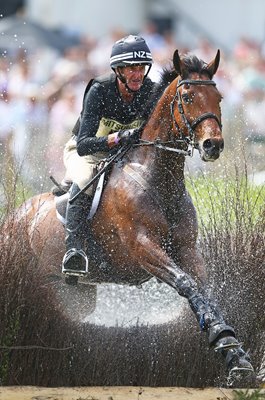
[[54, 164, 107, 225], [54, 144, 132, 224]]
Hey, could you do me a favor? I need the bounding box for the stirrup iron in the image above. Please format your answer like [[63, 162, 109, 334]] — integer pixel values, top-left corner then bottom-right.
[[62, 248, 88, 276]]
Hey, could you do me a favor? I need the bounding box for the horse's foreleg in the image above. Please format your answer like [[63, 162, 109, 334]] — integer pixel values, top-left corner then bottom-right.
[[136, 234, 254, 376], [141, 248, 223, 331], [136, 234, 225, 328]]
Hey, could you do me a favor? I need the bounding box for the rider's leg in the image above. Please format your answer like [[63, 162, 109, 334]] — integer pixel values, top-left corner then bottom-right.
[[62, 183, 92, 276], [61, 137, 97, 276]]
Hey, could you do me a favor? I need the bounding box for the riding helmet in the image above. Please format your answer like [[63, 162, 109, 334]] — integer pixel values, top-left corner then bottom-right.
[[110, 35, 153, 69]]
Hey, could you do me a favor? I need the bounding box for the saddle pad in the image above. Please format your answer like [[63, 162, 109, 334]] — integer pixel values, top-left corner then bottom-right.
[[55, 192, 69, 225]]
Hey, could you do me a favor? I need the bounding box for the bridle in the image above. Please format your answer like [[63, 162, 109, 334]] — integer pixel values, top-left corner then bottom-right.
[[135, 77, 222, 156], [170, 78, 222, 149]]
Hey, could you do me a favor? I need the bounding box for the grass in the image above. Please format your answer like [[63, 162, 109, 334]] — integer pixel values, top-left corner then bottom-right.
[[233, 389, 265, 399], [187, 172, 264, 230]]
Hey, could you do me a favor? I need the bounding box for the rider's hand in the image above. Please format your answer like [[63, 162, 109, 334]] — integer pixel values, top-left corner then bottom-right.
[[118, 129, 140, 146], [107, 129, 140, 148], [107, 132, 120, 148]]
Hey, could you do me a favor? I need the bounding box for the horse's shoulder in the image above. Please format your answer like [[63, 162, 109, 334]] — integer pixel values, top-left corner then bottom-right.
[[104, 160, 148, 201]]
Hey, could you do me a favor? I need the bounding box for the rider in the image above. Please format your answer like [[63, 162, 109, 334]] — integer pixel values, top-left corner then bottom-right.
[[61, 35, 159, 278]]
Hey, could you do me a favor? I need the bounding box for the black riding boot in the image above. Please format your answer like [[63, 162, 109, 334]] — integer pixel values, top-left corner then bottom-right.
[[62, 183, 92, 279]]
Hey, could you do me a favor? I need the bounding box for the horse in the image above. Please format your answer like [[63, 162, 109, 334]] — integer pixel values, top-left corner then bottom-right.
[[9, 49, 254, 380]]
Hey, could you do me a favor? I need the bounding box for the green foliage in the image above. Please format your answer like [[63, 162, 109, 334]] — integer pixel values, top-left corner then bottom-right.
[[186, 173, 265, 232], [0, 176, 33, 218], [233, 389, 265, 400]]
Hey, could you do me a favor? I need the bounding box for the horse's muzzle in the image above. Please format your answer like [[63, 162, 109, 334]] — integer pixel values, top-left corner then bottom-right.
[[200, 137, 224, 161]]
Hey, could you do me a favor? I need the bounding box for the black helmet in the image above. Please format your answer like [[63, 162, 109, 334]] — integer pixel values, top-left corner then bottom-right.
[[110, 35, 153, 69]]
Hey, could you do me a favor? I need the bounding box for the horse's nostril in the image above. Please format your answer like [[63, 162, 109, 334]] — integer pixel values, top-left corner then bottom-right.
[[203, 139, 212, 149], [203, 139, 224, 151]]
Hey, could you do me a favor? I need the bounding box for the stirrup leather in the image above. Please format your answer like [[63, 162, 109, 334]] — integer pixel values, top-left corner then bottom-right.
[[62, 248, 88, 276]]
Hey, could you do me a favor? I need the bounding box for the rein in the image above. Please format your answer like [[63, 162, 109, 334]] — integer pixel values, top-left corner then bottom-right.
[[135, 139, 191, 156]]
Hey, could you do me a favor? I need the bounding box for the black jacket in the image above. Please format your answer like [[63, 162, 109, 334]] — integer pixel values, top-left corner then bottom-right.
[[75, 73, 159, 156]]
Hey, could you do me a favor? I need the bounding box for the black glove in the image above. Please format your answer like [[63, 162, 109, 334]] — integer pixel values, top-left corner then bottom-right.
[[118, 129, 140, 146]]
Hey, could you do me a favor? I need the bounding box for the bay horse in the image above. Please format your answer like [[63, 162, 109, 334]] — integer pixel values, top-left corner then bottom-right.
[[10, 49, 254, 380]]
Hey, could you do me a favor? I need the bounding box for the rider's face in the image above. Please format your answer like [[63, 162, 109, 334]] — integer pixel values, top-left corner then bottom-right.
[[118, 65, 146, 91]]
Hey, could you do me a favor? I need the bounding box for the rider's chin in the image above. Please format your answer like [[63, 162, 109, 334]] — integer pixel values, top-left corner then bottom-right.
[[129, 82, 141, 91]]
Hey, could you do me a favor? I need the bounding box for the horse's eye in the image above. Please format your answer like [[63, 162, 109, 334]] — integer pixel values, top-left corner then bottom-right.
[[182, 93, 191, 104]]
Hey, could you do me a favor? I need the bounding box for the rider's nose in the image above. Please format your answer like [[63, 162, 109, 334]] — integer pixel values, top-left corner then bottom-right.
[[133, 70, 142, 77]]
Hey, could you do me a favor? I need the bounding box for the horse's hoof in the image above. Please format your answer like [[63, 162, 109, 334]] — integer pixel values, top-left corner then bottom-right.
[[225, 347, 255, 386], [227, 365, 256, 387], [65, 275, 78, 286]]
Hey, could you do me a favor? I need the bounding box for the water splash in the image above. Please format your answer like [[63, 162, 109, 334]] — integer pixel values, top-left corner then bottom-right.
[[84, 278, 184, 327]]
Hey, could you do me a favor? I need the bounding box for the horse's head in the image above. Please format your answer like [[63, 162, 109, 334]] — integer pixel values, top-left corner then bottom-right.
[[170, 50, 224, 161]]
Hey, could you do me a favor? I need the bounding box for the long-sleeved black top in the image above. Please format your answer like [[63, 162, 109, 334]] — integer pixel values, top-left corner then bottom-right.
[[75, 72, 160, 156]]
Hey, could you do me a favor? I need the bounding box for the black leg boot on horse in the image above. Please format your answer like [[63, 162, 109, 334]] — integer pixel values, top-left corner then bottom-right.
[[189, 292, 254, 383], [161, 267, 254, 382], [62, 183, 91, 285]]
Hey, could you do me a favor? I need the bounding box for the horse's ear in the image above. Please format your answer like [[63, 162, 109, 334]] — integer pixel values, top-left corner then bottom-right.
[[206, 49, 220, 78], [173, 49, 184, 76]]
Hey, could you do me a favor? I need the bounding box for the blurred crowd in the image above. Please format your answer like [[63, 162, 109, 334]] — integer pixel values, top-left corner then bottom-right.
[[1, 20, 265, 192]]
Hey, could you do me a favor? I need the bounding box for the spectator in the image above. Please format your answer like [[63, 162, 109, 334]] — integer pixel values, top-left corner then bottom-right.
[[46, 84, 81, 181]]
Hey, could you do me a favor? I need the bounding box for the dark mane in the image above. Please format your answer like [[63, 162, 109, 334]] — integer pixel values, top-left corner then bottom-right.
[[160, 53, 210, 86], [181, 53, 209, 75], [160, 68, 178, 87]]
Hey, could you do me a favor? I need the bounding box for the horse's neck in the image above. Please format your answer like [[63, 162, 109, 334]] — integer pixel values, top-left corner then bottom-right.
[[129, 138, 186, 204], [141, 85, 174, 144], [150, 152, 186, 195], [134, 81, 185, 187]]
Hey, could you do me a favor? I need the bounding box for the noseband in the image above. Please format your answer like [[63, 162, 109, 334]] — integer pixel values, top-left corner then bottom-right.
[[170, 79, 222, 147]]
